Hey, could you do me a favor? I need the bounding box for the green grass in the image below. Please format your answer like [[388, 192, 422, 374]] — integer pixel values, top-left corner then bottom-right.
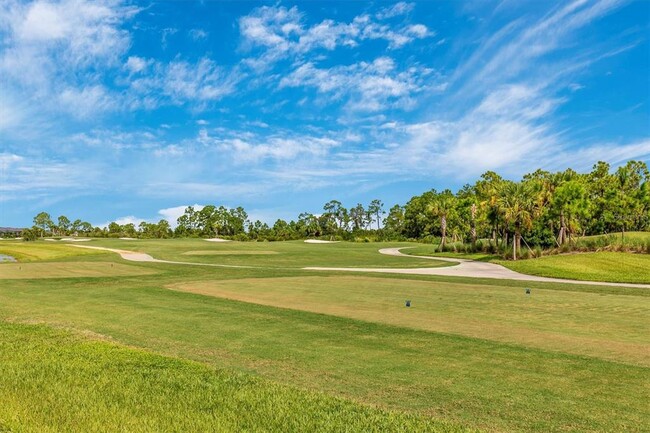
[[0, 239, 648, 432], [404, 245, 650, 284], [0, 322, 465, 433], [0, 261, 157, 279], [85, 238, 453, 269], [495, 252, 650, 284], [0, 240, 105, 262], [580, 231, 650, 242], [169, 275, 649, 366]]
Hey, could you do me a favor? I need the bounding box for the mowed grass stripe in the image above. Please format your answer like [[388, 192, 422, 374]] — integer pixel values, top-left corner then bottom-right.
[[495, 252, 650, 284], [1, 277, 647, 433], [0, 322, 468, 433], [168, 275, 650, 366], [0, 241, 105, 262], [182, 250, 281, 255], [86, 238, 453, 269], [0, 262, 158, 279]]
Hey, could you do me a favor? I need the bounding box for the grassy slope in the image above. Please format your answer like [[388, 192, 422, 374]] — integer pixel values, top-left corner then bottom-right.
[[0, 240, 648, 432], [405, 245, 650, 284], [0, 322, 465, 433], [495, 252, 650, 284], [581, 231, 650, 242], [168, 275, 649, 366]]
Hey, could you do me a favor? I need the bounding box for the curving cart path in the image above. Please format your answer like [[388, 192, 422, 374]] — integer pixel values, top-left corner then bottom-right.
[[304, 247, 650, 289], [70, 244, 650, 289], [69, 245, 253, 268]]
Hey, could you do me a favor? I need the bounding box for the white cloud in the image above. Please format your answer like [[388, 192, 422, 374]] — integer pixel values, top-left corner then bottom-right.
[[239, 5, 432, 69], [188, 28, 208, 40], [17, 1, 68, 41], [280, 57, 436, 112], [0, 0, 138, 119], [475, 85, 561, 120], [406, 24, 429, 38], [125, 56, 151, 74], [0, 94, 25, 131], [210, 133, 340, 163], [70, 129, 159, 151], [158, 204, 204, 227], [4, 0, 137, 70], [0, 153, 24, 170], [0, 152, 100, 196], [153, 145, 185, 158], [59, 85, 116, 118], [113, 216, 147, 226], [376, 2, 415, 19], [452, 0, 627, 100], [128, 57, 240, 108]]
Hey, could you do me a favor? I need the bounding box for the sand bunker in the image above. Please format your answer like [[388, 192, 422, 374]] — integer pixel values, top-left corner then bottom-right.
[[44, 239, 56, 242], [204, 238, 232, 242], [61, 238, 92, 242], [304, 239, 339, 244], [119, 237, 138, 240]]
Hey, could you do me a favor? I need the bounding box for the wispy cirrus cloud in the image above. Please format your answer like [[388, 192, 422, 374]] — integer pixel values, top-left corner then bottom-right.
[[376, 2, 415, 20], [451, 0, 629, 99], [126, 57, 241, 108], [239, 4, 433, 69], [280, 57, 440, 112], [0, 152, 101, 201]]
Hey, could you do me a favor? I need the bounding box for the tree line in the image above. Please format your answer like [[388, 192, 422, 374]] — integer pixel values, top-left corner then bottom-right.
[[21, 161, 649, 260]]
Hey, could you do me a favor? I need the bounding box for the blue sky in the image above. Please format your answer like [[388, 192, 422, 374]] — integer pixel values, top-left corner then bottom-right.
[[1, 0, 649, 227]]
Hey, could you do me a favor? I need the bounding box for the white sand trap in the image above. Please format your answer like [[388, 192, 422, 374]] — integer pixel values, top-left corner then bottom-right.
[[44, 239, 56, 242], [204, 238, 231, 242], [304, 239, 339, 244], [119, 237, 138, 240], [61, 238, 92, 242]]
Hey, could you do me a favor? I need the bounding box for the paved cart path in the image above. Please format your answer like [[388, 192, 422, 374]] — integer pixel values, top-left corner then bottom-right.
[[70, 244, 650, 288], [304, 247, 650, 289], [69, 245, 253, 268]]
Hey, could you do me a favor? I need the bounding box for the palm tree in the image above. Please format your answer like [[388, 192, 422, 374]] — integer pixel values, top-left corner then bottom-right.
[[428, 190, 457, 252], [475, 171, 504, 246], [498, 182, 537, 260], [470, 202, 477, 248]]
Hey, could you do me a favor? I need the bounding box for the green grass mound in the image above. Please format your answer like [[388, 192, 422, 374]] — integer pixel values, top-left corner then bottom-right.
[[580, 231, 650, 243], [0, 322, 467, 433], [496, 252, 650, 284]]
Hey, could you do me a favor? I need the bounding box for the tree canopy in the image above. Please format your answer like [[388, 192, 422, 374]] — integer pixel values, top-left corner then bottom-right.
[[25, 160, 649, 259]]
